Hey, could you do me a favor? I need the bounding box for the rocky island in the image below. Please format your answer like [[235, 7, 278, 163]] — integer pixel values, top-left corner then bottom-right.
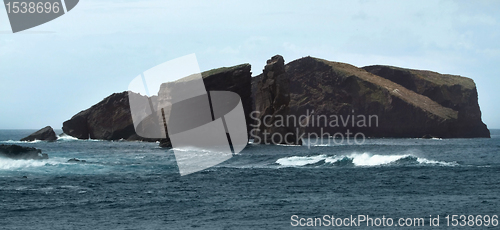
[[20, 126, 58, 142], [0, 144, 48, 160], [60, 55, 490, 145], [62, 64, 252, 143]]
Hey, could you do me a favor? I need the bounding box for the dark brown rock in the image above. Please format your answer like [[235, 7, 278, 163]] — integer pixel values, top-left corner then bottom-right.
[[62, 64, 252, 143], [362, 65, 490, 138], [0, 144, 48, 160], [159, 139, 172, 148], [156, 63, 253, 146], [202, 64, 253, 133], [20, 126, 57, 142], [68, 158, 87, 163], [253, 55, 302, 145], [283, 56, 488, 138], [62, 92, 138, 140]]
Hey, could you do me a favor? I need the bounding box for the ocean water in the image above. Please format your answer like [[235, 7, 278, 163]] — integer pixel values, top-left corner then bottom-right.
[[1, 129, 499, 229]]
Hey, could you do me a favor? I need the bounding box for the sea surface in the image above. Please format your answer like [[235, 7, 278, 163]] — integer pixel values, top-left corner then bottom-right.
[[1, 129, 499, 229]]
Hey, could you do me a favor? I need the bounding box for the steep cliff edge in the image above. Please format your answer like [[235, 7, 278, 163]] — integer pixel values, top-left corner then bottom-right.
[[62, 64, 252, 141], [283, 56, 488, 138], [62, 92, 137, 140], [62, 55, 488, 141], [253, 55, 302, 145], [363, 65, 489, 137]]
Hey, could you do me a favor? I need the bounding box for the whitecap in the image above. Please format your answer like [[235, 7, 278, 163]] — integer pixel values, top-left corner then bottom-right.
[[348, 153, 411, 166], [0, 157, 58, 170], [0, 140, 42, 144], [57, 134, 79, 141], [275, 153, 458, 167], [416, 158, 458, 166], [275, 155, 327, 166]]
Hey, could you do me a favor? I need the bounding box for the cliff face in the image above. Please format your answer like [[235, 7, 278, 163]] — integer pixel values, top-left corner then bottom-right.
[[63, 55, 489, 141], [362, 65, 489, 137], [201, 64, 253, 132], [283, 57, 489, 138], [253, 55, 302, 145], [62, 64, 252, 141], [62, 92, 138, 140]]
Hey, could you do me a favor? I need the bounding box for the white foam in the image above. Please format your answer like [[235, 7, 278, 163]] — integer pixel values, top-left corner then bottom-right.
[[57, 134, 79, 141], [275, 155, 327, 166], [1, 140, 42, 144], [416, 158, 458, 166], [348, 153, 410, 166], [276, 153, 458, 167], [0, 157, 59, 170]]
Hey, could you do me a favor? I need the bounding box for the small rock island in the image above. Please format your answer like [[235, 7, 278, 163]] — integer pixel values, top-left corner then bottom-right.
[[0, 144, 48, 160]]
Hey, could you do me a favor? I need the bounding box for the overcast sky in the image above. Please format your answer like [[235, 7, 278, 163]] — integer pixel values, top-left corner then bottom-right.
[[1, 0, 499, 129]]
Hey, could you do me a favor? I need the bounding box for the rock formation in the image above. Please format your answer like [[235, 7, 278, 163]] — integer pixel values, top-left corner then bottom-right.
[[62, 92, 139, 140], [362, 65, 489, 138], [68, 158, 87, 163], [253, 55, 302, 145], [155, 64, 252, 147], [202, 64, 253, 133], [283, 56, 489, 138], [62, 55, 489, 144], [62, 64, 252, 143], [0, 144, 48, 160], [20, 126, 57, 141]]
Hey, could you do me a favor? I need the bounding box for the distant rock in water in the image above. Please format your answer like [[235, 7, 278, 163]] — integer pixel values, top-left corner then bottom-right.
[[68, 158, 86, 163], [0, 144, 48, 160], [20, 126, 57, 142]]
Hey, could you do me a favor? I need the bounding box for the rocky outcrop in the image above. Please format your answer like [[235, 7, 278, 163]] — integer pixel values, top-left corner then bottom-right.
[[20, 126, 57, 142], [68, 158, 87, 163], [202, 64, 253, 132], [283, 56, 489, 138], [155, 64, 252, 147], [253, 55, 302, 145], [62, 64, 252, 143], [159, 138, 172, 148], [62, 55, 489, 143], [62, 92, 139, 140], [362, 65, 489, 137], [0, 144, 48, 160]]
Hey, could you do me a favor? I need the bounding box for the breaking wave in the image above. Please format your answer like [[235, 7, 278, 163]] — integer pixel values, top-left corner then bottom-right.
[[57, 134, 79, 141], [0, 157, 62, 170], [0, 140, 42, 144], [0, 134, 102, 143], [275, 153, 458, 167]]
